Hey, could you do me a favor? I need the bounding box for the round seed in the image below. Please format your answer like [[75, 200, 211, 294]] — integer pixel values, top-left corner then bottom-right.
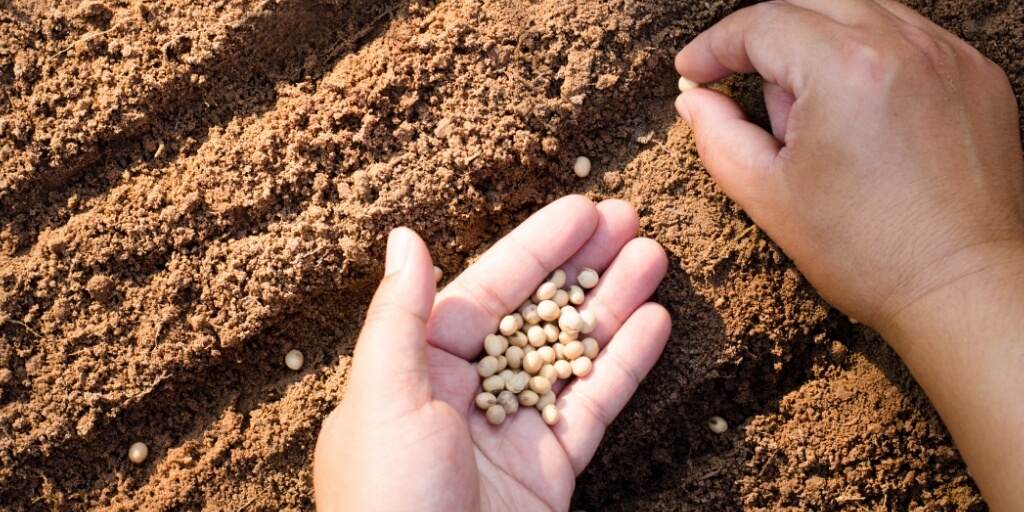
[[574, 156, 591, 178], [535, 281, 558, 302], [552, 289, 569, 308], [558, 306, 583, 332], [497, 390, 519, 414], [542, 404, 560, 425], [285, 349, 304, 371], [482, 375, 505, 393], [537, 345, 556, 365], [434, 266, 443, 283], [527, 325, 547, 347], [537, 300, 560, 322], [529, 375, 552, 395], [558, 330, 578, 344], [568, 285, 585, 305], [571, 356, 593, 378], [508, 331, 528, 348], [505, 346, 524, 369], [476, 392, 498, 410], [554, 360, 573, 380], [678, 75, 700, 92], [499, 315, 519, 337], [708, 416, 728, 434], [552, 343, 566, 360], [517, 389, 540, 407], [543, 323, 560, 343], [495, 355, 508, 373], [582, 337, 599, 359], [521, 303, 541, 325], [486, 404, 506, 425], [548, 269, 567, 289], [498, 369, 514, 382], [484, 334, 509, 357], [128, 442, 148, 464], [477, 356, 499, 377], [564, 341, 584, 360], [579, 310, 597, 334], [577, 268, 599, 289], [539, 364, 558, 384], [512, 313, 525, 330], [535, 392, 556, 411], [506, 371, 530, 393], [523, 351, 544, 374]]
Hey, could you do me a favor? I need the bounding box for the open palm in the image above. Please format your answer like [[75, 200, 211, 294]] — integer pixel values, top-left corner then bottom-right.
[[314, 196, 670, 511]]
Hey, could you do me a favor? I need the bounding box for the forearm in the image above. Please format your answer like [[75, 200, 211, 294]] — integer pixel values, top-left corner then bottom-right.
[[879, 243, 1024, 510]]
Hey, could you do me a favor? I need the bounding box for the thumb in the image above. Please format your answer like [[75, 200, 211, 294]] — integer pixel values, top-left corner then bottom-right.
[[675, 88, 785, 214], [349, 227, 436, 410]]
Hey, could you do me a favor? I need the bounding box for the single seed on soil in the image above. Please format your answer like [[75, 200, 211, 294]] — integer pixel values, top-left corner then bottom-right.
[[542, 404, 560, 425], [554, 360, 573, 380], [484, 334, 508, 357], [537, 345, 556, 365], [536, 392, 556, 411], [574, 156, 591, 178], [499, 315, 519, 336], [527, 325, 547, 347], [476, 392, 498, 410], [553, 289, 569, 308], [523, 351, 544, 374], [505, 346, 524, 369], [577, 268, 599, 289], [518, 389, 540, 406], [582, 337, 600, 359], [568, 285, 585, 305], [543, 323, 560, 343], [285, 349, 304, 371], [530, 375, 553, 395], [486, 404, 507, 425], [535, 282, 558, 302], [537, 300, 560, 322], [539, 364, 558, 384], [678, 75, 700, 92], [434, 266, 443, 283], [483, 375, 506, 393], [708, 416, 728, 434], [564, 341, 585, 360], [497, 390, 519, 414], [579, 310, 597, 334], [128, 442, 148, 464], [571, 356, 593, 378], [478, 356, 499, 377], [506, 371, 530, 393], [548, 269, 567, 289]]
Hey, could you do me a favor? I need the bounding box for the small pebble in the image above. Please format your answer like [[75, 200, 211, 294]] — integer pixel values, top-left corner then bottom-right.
[[128, 442, 148, 464], [708, 416, 728, 434], [285, 349, 304, 371], [574, 156, 591, 178]]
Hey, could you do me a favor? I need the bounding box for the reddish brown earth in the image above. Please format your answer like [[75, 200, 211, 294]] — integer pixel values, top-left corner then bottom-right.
[[1, 0, 1018, 509]]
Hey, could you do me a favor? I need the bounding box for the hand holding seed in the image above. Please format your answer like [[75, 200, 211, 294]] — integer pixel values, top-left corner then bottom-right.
[[313, 195, 669, 511]]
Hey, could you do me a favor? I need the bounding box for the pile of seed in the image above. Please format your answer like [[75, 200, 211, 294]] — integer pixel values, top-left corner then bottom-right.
[[475, 268, 601, 426]]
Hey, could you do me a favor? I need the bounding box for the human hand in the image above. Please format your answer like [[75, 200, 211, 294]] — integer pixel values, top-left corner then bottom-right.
[[674, 0, 1024, 334], [312, 195, 670, 511]]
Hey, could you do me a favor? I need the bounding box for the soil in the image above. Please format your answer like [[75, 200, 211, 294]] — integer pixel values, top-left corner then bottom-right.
[[0, 0, 1018, 509]]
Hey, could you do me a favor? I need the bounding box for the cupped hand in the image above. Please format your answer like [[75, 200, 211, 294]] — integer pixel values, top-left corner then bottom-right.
[[674, 0, 1024, 333], [313, 195, 670, 511]]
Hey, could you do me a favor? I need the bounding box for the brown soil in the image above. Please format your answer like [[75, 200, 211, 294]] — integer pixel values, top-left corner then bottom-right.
[[0, 0, 1016, 509]]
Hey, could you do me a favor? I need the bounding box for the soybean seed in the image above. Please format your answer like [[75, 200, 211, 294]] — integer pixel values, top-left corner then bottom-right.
[[537, 345, 556, 365], [478, 356, 499, 377], [574, 156, 591, 178], [568, 285, 585, 305], [527, 325, 547, 347], [483, 375, 506, 393], [536, 392, 556, 411], [518, 389, 540, 407], [543, 323, 560, 343], [552, 289, 569, 308], [558, 306, 583, 332], [285, 349, 304, 371], [497, 390, 520, 414], [564, 341, 584, 360], [535, 282, 558, 302], [529, 375, 553, 395], [486, 404, 507, 425], [521, 303, 541, 325], [582, 337, 599, 359], [505, 346, 524, 369], [571, 356, 593, 378], [523, 351, 544, 374], [499, 315, 519, 336], [506, 371, 531, 393], [558, 330, 578, 344], [539, 364, 558, 384], [495, 355, 508, 372], [552, 343, 566, 360], [708, 416, 728, 434], [128, 442, 148, 464], [484, 334, 508, 357], [579, 310, 596, 334], [678, 75, 700, 92], [554, 360, 573, 380], [476, 392, 498, 410], [548, 269, 567, 289], [434, 266, 443, 283], [498, 369, 514, 382], [542, 404, 560, 425], [577, 268, 599, 289], [537, 300, 560, 322], [509, 331, 528, 348]]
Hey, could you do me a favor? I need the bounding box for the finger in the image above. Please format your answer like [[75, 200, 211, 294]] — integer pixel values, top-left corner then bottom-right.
[[428, 195, 599, 359], [552, 302, 671, 474], [675, 89, 786, 215], [674, 2, 846, 92], [763, 81, 796, 143], [558, 199, 640, 286], [348, 228, 436, 411]]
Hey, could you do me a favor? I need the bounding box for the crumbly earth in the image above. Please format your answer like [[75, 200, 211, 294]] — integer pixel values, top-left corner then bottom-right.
[[0, 0, 1016, 509]]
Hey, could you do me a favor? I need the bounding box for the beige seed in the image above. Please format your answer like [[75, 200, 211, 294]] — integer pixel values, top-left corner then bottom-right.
[[482, 375, 505, 393], [521, 303, 541, 325], [477, 356, 499, 377], [558, 329, 579, 344], [523, 351, 544, 374], [577, 268, 599, 289], [537, 300, 560, 322], [708, 416, 728, 434], [579, 310, 597, 334], [505, 346, 524, 369], [495, 355, 508, 373], [508, 331, 528, 348], [476, 392, 498, 410], [571, 356, 593, 378], [568, 285, 585, 305], [537, 345, 556, 365], [678, 75, 700, 92], [527, 325, 547, 347], [564, 341, 585, 360], [517, 389, 540, 407], [539, 364, 558, 384], [582, 337, 600, 359], [486, 404, 507, 425], [574, 156, 591, 178], [499, 315, 519, 337], [536, 392, 556, 411], [553, 289, 569, 308], [542, 404, 560, 425], [497, 390, 519, 414], [285, 349, 304, 371], [558, 306, 583, 332], [484, 334, 509, 357], [512, 313, 525, 330], [552, 343, 566, 360], [522, 345, 536, 355], [498, 369, 514, 382], [529, 375, 552, 395], [554, 360, 573, 380], [534, 281, 558, 302], [434, 266, 443, 283], [506, 371, 531, 393], [543, 323, 560, 343], [548, 269, 567, 289], [128, 442, 148, 464]]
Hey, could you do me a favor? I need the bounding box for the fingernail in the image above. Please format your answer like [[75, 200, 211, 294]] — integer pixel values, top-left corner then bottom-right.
[[675, 94, 692, 125], [385, 228, 412, 276]]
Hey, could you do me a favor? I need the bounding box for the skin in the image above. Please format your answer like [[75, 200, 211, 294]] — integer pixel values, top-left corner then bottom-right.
[[315, 0, 1024, 509], [313, 196, 671, 511], [674, 0, 1024, 508]]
